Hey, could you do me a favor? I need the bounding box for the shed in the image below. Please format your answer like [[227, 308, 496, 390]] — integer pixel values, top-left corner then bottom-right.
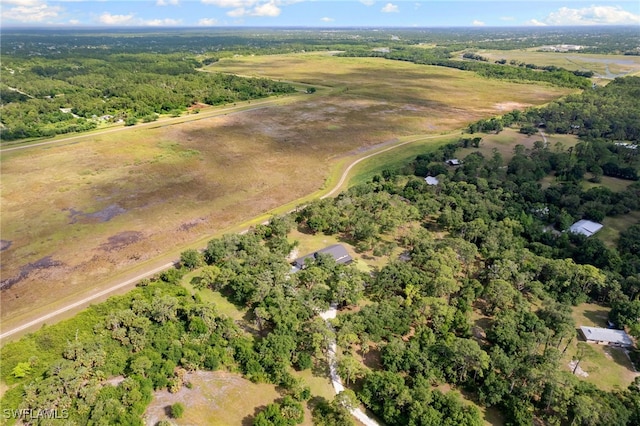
[[579, 326, 633, 347], [568, 220, 603, 237], [292, 244, 352, 270], [446, 159, 461, 166]]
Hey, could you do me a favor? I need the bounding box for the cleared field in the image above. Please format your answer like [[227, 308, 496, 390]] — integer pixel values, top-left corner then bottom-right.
[[1, 52, 573, 327], [144, 370, 287, 426], [473, 50, 640, 81], [457, 128, 579, 163]]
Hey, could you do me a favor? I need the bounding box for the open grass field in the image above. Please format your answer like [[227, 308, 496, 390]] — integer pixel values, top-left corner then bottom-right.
[[457, 128, 579, 163], [471, 50, 640, 82], [1, 51, 574, 330], [597, 210, 640, 248], [567, 303, 639, 392], [144, 370, 288, 426]]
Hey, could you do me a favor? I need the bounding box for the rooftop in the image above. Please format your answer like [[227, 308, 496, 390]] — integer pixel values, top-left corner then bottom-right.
[[292, 244, 352, 269], [424, 176, 439, 185], [580, 326, 633, 347], [568, 219, 603, 237]]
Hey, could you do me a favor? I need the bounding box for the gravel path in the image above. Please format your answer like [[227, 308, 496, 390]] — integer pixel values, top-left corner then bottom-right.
[[320, 303, 380, 426]]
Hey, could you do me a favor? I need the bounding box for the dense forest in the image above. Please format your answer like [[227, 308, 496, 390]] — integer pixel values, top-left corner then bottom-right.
[[3, 102, 640, 424]]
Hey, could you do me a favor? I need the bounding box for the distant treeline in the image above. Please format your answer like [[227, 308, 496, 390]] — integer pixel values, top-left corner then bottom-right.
[[337, 46, 592, 89]]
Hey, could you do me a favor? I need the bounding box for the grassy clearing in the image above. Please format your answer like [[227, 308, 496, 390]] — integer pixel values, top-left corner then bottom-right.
[[144, 371, 284, 426], [457, 128, 579, 163], [566, 303, 639, 392], [1, 51, 573, 326], [180, 270, 246, 322], [597, 210, 640, 248]]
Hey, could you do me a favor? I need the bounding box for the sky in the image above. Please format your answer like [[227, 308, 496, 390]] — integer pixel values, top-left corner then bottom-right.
[[1, 0, 639, 28]]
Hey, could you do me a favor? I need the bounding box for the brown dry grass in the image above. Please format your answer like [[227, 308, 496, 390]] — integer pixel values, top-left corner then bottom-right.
[[1, 52, 573, 327]]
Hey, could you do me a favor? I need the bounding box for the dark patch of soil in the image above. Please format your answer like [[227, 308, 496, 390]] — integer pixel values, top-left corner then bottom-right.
[[0, 240, 12, 251], [66, 204, 126, 224], [100, 231, 144, 252], [179, 218, 207, 232], [0, 256, 64, 290]]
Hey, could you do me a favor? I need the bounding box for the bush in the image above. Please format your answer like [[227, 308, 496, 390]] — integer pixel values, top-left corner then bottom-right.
[[170, 402, 185, 419]]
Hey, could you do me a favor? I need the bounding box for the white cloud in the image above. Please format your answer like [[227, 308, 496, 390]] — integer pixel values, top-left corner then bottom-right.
[[252, 1, 280, 17], [143, 18, 182, 26], [201, 0, 256, 7], [381, 3, 398, 13], [198, 17, 219, 25], [227, 7, 246, 17], [156, 0, 180, 5], [320, 17, 334, 22], [472, 20, 485, 26], [203, 0, 283, 18], [1, 0, 42, 5], [500, 16, 515, 22], [544, 5, 640, 25], [360, 0, 375, 6], [2, 1, 62, 22], [525, 19, 547, 27], [526, 5, 640, 27], [98, 12, 135, 25], [69, 19, 80, 24]]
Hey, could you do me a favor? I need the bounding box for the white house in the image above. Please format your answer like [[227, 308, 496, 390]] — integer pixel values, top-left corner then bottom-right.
[[568, 220, 603, 237]]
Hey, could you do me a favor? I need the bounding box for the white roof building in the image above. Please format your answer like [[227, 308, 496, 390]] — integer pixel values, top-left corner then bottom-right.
[[424, 176, 439, 186], [579, 326, 633, 347], [568, 220, 603, 237]]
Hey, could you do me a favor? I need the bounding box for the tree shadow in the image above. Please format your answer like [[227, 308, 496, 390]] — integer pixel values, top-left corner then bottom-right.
[[362, 348, 382, 370], [312, 357, 330, 378], [241, 404, 268, 426], [581, 309, 610, 327], [163, 405, 172, 417]]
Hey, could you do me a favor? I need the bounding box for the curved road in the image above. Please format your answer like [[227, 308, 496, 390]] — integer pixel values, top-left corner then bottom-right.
[[0, 126, 449, 341]]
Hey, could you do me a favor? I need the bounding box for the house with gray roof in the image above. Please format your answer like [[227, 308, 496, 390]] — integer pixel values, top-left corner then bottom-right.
[[579, 326, 633, 347], [292, 244, 353, 271]]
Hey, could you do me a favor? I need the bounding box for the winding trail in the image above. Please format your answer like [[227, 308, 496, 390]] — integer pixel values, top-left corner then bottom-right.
[[320, 304, 380, 426]]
